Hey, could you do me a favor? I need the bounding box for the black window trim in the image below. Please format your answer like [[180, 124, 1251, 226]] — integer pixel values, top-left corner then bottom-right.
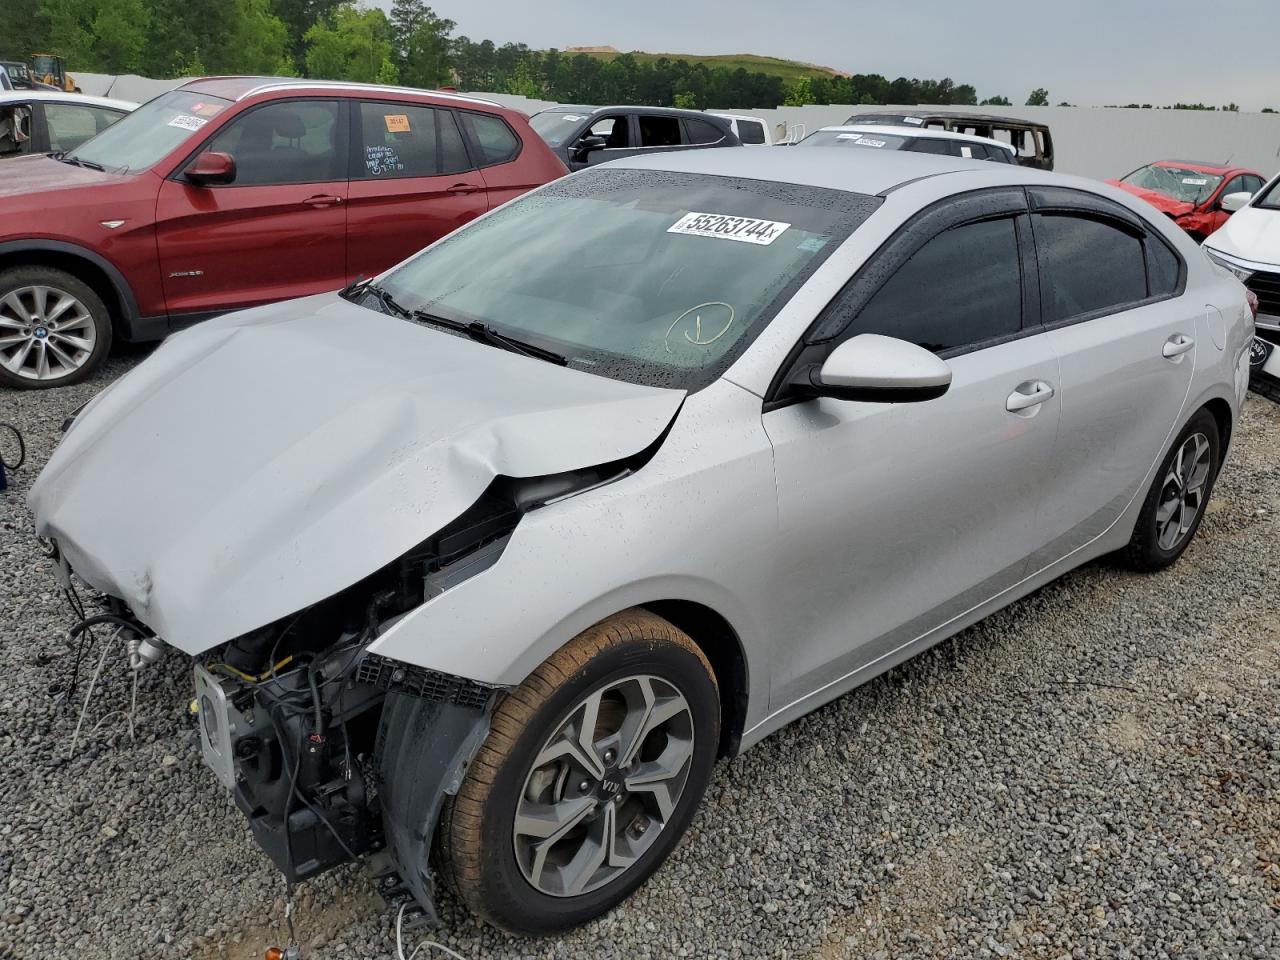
[[349, 99, 475, 181], [455, 107, 523, 169], [169, 96, 350, 186], [763, 186, 1038, 410], [678, 115, 726, 147], [1025, 185, 1187, 331]]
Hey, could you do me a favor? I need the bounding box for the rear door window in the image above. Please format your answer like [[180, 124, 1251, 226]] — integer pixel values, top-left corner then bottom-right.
[[356, 101, 470, 179], [682, 117, 724, 145], [1033, 214, 1148, 322], [738, 119, 767, 144], [638, 114, 682, 147], [846, 216, 1024, 353], [0, 103, 33, 156]]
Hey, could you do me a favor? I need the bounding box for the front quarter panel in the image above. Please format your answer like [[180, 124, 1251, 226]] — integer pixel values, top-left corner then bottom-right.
[[365, 378, 777, 733]]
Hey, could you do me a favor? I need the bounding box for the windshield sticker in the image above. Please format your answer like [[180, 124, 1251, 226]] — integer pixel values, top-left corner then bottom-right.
[[961, 146, 974, 158], [167, 114, 208, 132], [190, 101, 223, 117], [902, 116, 924, 125], [366, 144, 404, 176], [384, 113, 411, 133], [836, 134, 887, 147], [1182, 177, 1209, 186], [562, 114, 585, 122], [796, 236, 828, 252], [668, 212, 791, 245]]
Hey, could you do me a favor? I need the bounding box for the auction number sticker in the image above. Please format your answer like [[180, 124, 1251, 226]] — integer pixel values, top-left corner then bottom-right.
[[838, 134, 887, 147], [385, 114, 411, 133], [167, 114, 208, 132], [902, 116, 924, 125], [668, 211, 791, 245], [1182, 177, 1209, 185]]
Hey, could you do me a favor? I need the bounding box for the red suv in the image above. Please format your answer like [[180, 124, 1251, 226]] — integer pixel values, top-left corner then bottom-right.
[[0, 77, 567, 388]]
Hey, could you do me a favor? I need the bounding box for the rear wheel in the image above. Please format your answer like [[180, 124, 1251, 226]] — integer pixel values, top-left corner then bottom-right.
[[441, 610, 719, 934], [0, 266, 112, 389], [1121, 409, 1220, 571]]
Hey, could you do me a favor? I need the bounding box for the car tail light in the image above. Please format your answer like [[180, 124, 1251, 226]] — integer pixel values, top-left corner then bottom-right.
[[1246, 289, 1259, 321]]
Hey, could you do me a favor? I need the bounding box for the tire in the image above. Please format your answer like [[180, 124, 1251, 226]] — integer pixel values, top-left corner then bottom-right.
[[441, 609, 720, 934], [1249, 371, 1280, 404], [0, 266, 112, 389], [1120, 409, 1220, 572]]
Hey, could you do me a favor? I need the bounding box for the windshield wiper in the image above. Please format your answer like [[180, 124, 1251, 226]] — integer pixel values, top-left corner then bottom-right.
[[412, 309, 567, 366], [53, 153, 105, 172], [347, 280, 413, 319]]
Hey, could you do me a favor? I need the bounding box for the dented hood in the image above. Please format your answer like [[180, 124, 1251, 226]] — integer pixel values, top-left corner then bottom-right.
[[1106, 180, 1194, 217], [29, 294, 684, 654]]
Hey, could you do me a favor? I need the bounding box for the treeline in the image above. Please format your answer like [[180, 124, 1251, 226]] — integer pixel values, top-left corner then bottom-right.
[[5, 0, 991, 109]]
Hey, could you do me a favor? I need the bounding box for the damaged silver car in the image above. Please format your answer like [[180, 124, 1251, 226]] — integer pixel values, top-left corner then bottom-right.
[[30, 147, 1254, 934]]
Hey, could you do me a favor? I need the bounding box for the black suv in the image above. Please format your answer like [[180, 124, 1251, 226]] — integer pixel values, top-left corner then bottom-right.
[[845, 111, 1054, 170], [529, 105, 740, 171]]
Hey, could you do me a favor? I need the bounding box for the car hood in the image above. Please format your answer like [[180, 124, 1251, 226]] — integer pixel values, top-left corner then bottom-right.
[[0, 152, 132, 199], [1204, 204, 1280, 267], [1106, 180, 1195, 216], [29, 294, 685, 654]]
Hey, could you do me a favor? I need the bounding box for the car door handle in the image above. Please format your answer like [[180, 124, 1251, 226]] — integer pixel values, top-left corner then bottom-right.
[[447, 183, 483, 195], [1162, 334, 1195, 359], [1006, 380, 1055, 412], [303, 194, 343, 208]]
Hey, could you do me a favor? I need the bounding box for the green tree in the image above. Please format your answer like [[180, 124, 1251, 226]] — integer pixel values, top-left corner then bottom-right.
[[672, 90, 697, 109], [783, 76, 814, 106], [42, 0, 151, 72], [222, 0, 294, 75], [504, 58, 540, 97], [980, 95, 1012, 106], [271, 0, 343, 69], [304, 2, 394, 82], [1025, 87, 1049, 106]]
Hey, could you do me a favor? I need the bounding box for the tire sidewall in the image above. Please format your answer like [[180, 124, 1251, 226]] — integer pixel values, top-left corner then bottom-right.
[[1134, 410, 1220, 568], [0, 266, 112, 389], [468, 638, 719, 933]]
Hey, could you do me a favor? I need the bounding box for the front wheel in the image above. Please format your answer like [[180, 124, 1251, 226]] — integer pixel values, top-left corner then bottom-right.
[[0, 266, 112, 389], [441, 610, 720, 934], [1121, 409, 1220, 571]]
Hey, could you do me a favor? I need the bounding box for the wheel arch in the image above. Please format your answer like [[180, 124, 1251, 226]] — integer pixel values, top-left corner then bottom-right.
[[639, 599, 750, 758], [0, 240, 140, 335], [1200, 395, 1233, 463]]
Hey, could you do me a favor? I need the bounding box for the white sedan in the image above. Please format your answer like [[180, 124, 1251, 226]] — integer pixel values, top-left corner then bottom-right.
[[794, 123, 1018, 162], [0, 90, 135, 159]]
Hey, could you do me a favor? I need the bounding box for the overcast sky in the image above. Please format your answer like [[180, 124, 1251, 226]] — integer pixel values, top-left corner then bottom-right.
[[388, 0, 1278, 111]]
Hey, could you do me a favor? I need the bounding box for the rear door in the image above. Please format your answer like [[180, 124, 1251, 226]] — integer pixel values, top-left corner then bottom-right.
[[1030, 187, 1196, 561], [155, 97, 348, 322], [346, 99, 487, 281], [456, 109, 541, 209]]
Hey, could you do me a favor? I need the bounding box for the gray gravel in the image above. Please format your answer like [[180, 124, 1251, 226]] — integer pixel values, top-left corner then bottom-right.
[[2, 354, 1278, 960]]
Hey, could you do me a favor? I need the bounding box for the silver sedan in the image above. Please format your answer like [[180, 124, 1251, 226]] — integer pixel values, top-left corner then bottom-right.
[[30, 147, 1255, 934]]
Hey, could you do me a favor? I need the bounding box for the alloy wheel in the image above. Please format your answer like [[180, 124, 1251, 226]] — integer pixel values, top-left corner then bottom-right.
[[0, 285, 97, 382], [513, 674, 695, 897], [1155, 432, 1212, 551]]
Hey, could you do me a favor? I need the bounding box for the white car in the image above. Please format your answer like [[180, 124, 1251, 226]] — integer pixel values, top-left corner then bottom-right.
[[0, 90, 136, 159], [31, 148, 1253, 934], [1203, 174, 1280, 392], [707, 112, 773, 145], [796, 123, 1017, 163]]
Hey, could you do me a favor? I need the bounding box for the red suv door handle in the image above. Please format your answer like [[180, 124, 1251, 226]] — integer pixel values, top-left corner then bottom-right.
[[447, 183, 483, 195], [303, 195, 344, 208]]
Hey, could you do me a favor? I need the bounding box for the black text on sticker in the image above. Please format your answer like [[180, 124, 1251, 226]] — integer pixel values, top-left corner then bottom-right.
[[668, 212, 792, 245]]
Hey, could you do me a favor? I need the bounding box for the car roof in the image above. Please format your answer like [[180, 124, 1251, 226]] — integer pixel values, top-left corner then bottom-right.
[[848, 110, 1046, 128], [605, 141, 1042, 194], [0, 90, 136, 110], [177, 76, 501, 108], [815, 124, 1016, 152]]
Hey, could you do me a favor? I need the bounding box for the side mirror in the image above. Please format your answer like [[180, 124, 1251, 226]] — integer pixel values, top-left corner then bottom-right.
[[1219, 191, 1252, 213], [185, 151, 236, 186], [795, 334, 952, 403], [576, 134, 607, 151]]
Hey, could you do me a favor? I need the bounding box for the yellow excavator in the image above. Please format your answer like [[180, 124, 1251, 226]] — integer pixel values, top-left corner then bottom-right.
[[30, 54, 80, 93]]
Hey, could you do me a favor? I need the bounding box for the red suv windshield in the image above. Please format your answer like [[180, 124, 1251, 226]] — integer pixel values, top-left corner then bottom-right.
[[67, 90, 231, 173]]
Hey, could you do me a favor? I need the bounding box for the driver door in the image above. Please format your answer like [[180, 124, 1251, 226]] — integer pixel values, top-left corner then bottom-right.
[[568, 114, 633, 170], [763, 190, 1061, 712]]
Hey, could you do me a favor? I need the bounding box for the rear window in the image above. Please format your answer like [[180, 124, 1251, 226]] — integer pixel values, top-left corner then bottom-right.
[[738, 120, 767, 144], [798, 130, 909, 150]]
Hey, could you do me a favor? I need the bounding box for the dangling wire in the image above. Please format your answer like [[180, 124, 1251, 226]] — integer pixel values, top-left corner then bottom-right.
[[395, 904, 472, 960]]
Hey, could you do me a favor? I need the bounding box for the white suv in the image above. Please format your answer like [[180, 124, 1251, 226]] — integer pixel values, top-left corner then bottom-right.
[[1203, 173, 1280, 393], [708, 112, 773, 145]]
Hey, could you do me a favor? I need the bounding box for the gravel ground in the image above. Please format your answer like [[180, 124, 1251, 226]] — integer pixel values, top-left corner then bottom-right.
[[2, 355, 1278, 960]]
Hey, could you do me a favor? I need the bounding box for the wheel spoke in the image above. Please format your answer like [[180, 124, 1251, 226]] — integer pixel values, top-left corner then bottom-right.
[[44, 293, 76, 324], [625, 735, 694, 821], [560, 803, 613, 896], [0, 316, 26, 331], [514, 795, 594, 842], [54, 333, 92, 353], [45, 339, 78, 370], [2, 291, 32, 323], [34, 341, 50, 379], [30, 286, 49, 320], [0, 334, 28, 348]]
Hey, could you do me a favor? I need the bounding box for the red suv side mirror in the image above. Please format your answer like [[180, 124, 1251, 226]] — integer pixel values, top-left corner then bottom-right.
[[185, 151, 236, 186]]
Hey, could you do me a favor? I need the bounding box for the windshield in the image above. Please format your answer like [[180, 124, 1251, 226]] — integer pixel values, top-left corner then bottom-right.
[[66, 90, 231, 173], [798, 130, 909, 150], [1254, 176, 1280, 210], [1121, 164, 1224, 204], [375, 168, 881, 391], [528, 110, 590, 147]]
